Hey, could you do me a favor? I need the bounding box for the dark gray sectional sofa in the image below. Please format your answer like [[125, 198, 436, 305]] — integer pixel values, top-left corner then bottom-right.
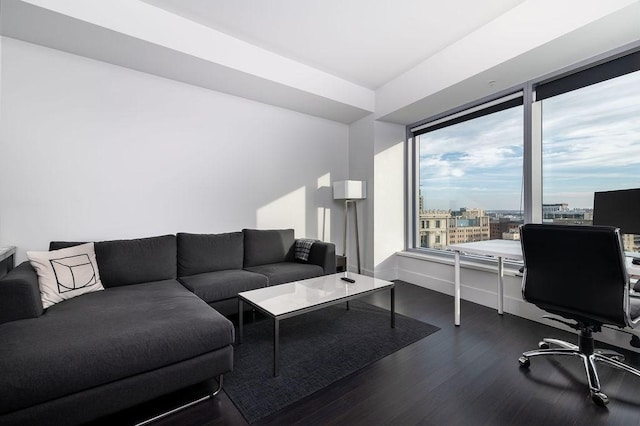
[[0, 229, 335, 425]]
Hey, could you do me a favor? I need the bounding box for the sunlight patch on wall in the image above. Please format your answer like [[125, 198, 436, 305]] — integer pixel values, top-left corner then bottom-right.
[[374, 141, 404, 267], [317, 173, 331, 241], [257, 186, 306, 237]]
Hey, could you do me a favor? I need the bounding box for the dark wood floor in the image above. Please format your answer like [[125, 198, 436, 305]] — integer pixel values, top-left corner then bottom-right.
[[111, 281, 640, 425]]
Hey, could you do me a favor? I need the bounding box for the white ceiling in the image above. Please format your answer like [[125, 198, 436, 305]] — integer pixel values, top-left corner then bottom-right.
[[3, 0, 638, 124], [141, 0, 527, 89]]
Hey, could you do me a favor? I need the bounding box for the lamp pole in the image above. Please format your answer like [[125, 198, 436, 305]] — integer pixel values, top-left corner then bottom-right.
[[342, 199, 361, 274], [353, 200, 361, 274], [333, 180, 366, 275]]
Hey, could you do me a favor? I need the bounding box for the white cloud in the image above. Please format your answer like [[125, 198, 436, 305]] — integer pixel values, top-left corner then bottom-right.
[[419, 70, 640, 210]]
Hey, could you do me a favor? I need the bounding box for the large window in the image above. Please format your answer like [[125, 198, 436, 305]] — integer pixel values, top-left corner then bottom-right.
[[415, 97, 523, 250], [410, 48, 640, 253], [541, 68, 640, 252]]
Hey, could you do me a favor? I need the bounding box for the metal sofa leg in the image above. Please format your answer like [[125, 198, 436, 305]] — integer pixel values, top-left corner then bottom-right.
[[211, 374, 224, 396], [135, 374, 224, 426]]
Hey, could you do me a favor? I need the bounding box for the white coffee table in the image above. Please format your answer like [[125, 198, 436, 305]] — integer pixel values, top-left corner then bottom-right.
[[237, 272, 395, 376]]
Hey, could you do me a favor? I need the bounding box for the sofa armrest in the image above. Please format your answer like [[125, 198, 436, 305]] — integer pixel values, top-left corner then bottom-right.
[[0, 261, 44, 324], [305, 241, 336, 275]]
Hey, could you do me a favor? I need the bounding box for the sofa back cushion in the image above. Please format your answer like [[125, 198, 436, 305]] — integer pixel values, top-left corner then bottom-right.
[[243, 229, 295, 267], [50, 235, 177, 288], [177, 232, 244, 276]]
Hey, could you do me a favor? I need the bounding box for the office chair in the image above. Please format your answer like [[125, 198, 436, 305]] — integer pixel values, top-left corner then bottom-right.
[[518, 224, 640, 406]]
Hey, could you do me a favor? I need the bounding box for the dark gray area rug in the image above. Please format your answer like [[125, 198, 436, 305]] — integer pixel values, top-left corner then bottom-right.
[[224, 300, 439, 423]]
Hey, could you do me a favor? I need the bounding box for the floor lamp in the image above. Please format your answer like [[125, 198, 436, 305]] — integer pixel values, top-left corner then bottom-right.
[[333, 180, 367, 274]]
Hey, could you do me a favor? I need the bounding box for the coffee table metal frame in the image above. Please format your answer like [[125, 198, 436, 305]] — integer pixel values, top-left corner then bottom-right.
[[237, 273, 395, 377]]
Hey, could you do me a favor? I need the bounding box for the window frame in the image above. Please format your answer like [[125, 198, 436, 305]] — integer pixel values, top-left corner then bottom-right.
[[408, 88, 527, 253], [406, 42, 640, 260]]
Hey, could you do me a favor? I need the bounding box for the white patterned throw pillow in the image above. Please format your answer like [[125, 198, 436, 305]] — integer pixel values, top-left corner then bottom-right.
[[27, 242, 104, 309]]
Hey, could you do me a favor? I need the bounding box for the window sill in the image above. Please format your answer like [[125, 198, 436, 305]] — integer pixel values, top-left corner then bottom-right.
[[397, 249, 523, 278]]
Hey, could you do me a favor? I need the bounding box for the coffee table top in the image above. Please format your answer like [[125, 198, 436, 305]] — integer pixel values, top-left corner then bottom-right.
[[238, 272, 394, 317]]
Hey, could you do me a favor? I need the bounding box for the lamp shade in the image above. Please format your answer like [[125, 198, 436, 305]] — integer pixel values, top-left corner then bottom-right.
[[333, 180, 367, 200]]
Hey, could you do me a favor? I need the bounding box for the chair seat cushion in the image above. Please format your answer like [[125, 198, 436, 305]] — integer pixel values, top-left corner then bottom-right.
[[179, 269, 268, 303], [0, 280, 234, 414], [244, 262, 324, 286]]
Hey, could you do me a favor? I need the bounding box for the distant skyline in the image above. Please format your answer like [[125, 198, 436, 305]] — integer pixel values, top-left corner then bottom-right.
[[419, 70, 640, 211]]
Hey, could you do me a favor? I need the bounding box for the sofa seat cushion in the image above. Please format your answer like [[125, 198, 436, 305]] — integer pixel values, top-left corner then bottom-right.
[[0, 280, 234, 415], [244, 262, 324, 286], [179, 269, 268, 303]]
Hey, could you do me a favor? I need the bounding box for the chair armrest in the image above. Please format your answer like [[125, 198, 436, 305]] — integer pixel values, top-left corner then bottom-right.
[[305, 242, 336, 275], [0, 261, 44, 324]]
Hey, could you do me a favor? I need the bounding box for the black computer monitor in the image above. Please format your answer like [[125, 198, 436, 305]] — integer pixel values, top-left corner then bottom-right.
[[593, 188, 640, 235]]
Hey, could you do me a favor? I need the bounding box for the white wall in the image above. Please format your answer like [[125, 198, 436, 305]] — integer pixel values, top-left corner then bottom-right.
[[347, 115, 404, 279], [0, 8, 4, 242], [0, 37, 349, 262], [346, 115, 373, 273], [373, 121, 405, 279]]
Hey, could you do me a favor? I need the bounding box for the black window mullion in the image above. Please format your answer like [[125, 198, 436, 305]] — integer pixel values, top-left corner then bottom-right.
[[412, 97, 523, 137], [535, 50, 640, 101]]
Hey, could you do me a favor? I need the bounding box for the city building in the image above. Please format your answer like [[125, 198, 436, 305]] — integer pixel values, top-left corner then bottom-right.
[[502, 227, 521, 240], [448, 209, 491, 244], [490, 217, 516, 239], [419, 210, 450, 249], [542, 203, 593, 225], [419, 208, 491, 248]]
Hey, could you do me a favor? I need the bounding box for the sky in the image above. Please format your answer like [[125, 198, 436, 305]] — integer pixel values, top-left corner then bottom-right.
[[419, 70, 640, 211]]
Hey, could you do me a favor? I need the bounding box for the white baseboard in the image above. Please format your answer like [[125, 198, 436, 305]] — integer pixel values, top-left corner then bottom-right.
[[347, 264, 397, 281], [397, 262, 640, 353]]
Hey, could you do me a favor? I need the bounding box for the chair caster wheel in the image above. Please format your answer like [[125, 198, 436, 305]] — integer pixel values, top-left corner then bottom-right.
[[518, 356, 530, 368], [591, 391, 609, 406], [538, 341, 550, 349]]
